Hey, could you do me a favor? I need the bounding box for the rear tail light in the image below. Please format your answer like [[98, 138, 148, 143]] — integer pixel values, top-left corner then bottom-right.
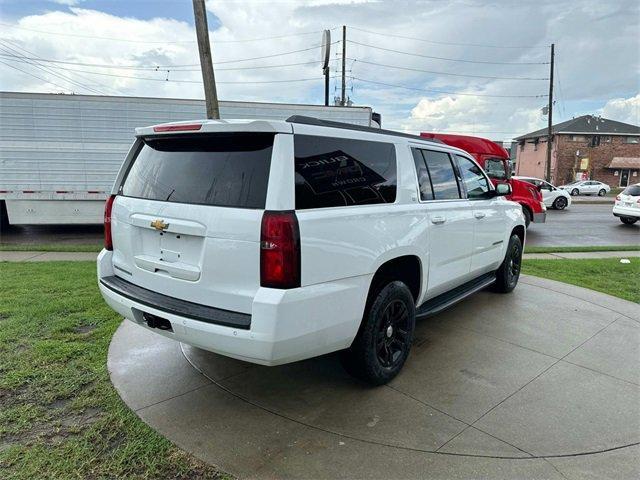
[[260, 211, 300, 289], [104, 195, 116, 251]]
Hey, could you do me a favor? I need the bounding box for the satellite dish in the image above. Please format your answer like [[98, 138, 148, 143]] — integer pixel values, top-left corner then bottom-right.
[[320, 29, 331, 69]]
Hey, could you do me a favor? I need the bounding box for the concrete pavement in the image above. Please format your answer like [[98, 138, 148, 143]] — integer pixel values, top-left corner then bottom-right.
[[108, 276, 640, 479]]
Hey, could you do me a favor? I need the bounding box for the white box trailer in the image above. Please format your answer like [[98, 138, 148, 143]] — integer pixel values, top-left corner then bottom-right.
[[0, 91, 376, 225]]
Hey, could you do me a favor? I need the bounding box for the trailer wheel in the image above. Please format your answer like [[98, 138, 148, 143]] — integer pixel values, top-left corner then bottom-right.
[[0, 201, 9, 232]]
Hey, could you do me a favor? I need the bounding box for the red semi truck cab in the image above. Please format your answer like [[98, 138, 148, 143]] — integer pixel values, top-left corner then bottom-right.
[[421, 133, 546, 226]]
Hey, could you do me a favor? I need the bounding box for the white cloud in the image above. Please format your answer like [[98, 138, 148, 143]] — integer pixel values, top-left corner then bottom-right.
[[0, 0, 638, 139], [599, 94, 640, 126]]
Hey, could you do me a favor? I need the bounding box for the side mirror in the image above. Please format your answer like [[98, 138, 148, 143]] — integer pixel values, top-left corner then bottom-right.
[[495, 183, 511, 196]]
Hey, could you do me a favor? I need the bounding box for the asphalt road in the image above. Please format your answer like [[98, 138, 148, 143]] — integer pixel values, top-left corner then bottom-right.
[[0, 204, 637, 248], [526, 203, 639, 247]]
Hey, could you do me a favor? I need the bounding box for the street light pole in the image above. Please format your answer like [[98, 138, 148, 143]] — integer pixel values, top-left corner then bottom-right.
[[192, 0, 219, 119], [545, 43, 555, 182]]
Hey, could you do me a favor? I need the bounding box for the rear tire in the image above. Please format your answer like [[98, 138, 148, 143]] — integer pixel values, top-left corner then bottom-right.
[[341, 281, 415, 385], [522, 207, 531, 228], [553, 197, 568, 210], [571, 188, 579, 196], [493, 234, 523, 294], [598, 189, 606, 196], [620, 217, 638, 225]]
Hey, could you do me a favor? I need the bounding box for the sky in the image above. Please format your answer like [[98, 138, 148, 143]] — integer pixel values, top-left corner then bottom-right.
[[0, 0, 638, 141]]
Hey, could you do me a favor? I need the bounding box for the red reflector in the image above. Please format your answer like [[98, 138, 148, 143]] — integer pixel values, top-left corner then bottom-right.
[[56, 190, 70, 194], [153, 123, 202, 132], [104, 195, 116, 251], [260, 211, 300, 289]]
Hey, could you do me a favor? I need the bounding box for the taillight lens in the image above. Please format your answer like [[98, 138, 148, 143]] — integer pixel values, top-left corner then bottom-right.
[[260, 211, 300, 289], [104, 195, 116, 251]]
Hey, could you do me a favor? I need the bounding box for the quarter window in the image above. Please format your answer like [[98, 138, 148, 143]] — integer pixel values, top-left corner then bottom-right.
[[294, 135, 397, 209], [411, 148, 434, 200], [456, 155, 491, 199], [422, 150, 461, 200]]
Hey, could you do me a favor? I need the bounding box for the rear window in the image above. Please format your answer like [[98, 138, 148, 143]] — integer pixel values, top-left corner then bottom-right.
[[622, 185, 640, 196], [120, 133, 273, 209], [294, 135, 397, 209]]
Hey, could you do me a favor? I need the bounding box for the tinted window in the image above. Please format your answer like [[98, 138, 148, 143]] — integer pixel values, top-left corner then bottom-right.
[[423, 150, 461, 200], [121, 133, 273, 209], [411, 148, 434, 200], [294, 135, 396, 209], [622, 185, 640, 196], [484, 158, 507, 179], [456, 155, 490, 199]]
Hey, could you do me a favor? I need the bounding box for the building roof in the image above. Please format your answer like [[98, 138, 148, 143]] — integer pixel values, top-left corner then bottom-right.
[[606, 157, 640, 169], [515, 115, 640, 140]]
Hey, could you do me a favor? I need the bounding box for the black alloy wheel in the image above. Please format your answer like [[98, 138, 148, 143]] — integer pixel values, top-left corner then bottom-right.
[[553, 196, 568, 210], [376, 300, 411, 369], [506, 240, 522, 289], [571, 188, 579, 196], [598, 189, 607, 196]]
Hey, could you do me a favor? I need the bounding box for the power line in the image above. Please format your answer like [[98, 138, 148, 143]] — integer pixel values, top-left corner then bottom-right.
[[349, 58, 549, 81], [0, 22, 327, 44], [348, 40, 550, 65], [0, 41, 338, 69], [0, 39, 119, 95], [349, 26, 550, 49], [0, 58, 71, 91], [349, 76, 547, 98], [0, 42, 108, 95]]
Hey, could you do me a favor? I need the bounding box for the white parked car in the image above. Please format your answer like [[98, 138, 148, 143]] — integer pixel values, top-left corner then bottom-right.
[[613, 183, 640, 225], [98, 116, 526, 385], [513, 176, 572, 210], [558, 180, 610, 196]]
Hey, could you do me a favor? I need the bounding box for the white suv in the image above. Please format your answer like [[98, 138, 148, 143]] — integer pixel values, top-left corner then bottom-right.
[[98, 116, 526, 384]]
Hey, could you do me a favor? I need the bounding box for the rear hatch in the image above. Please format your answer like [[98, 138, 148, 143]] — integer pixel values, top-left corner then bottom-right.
[[109, 131, 275, 314]]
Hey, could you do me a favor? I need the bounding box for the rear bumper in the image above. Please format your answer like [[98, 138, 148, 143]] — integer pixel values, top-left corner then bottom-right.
[[613, 205, 640, 219], [97, 250, 370, 366]]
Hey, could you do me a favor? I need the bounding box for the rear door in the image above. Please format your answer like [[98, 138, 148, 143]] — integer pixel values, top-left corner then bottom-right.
[[412, 147, 474, 297], [454, 154, 506, 274], [110, 132, 278, 314]]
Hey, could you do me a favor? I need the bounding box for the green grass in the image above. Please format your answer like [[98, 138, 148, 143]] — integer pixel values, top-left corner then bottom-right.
[[0, 244, 101, 253], [522, 257, 640, 303], [0, 262, 228, 479], [524, 245, 640, 254]]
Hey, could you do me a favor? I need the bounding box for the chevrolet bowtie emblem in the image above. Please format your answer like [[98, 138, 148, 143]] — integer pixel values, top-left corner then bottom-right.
[[150, 219, 169, 231]]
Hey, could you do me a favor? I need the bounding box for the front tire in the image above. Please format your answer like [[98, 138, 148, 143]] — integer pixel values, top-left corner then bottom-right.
[[553, 197, 568, 210], [598, 189, 606, 196], [620, 217, 638, 225], [493, 234, 523, 293], [341, 281, 415, 385], [571, 188, 579, 196]]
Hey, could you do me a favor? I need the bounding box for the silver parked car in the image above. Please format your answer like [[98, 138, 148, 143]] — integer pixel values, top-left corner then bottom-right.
[[558, 180, 611, 196]]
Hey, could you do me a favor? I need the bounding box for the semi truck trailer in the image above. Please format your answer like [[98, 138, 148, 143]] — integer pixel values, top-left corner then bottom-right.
[[0, 91, 376, 226]]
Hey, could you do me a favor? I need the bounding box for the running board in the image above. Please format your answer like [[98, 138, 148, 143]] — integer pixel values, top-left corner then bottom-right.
[[416, 272, 496, 318]]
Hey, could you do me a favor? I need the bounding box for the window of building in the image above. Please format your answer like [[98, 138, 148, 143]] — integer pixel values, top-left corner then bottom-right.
[[422, 150, 461, 200], [455, 155, 491, 199], [293, 135, 397, 209], [602, 136, 612, 143], [624, 136, 639, 144], [569, 135, 586, 142], [590, 136, 601, 147]]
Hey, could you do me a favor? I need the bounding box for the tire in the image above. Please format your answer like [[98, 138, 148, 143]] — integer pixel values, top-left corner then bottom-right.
[[553, 196, 568, 210], [341, 281, 415, 385], [493, 234, 523, 294], [620, 217, 638, 225], [522, 207, 531, 228], [571, 188, 579, 196], [598, 189, 606, 196]]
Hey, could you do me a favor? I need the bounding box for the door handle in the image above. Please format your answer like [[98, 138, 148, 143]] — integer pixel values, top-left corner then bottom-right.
[[431, 215, 447, 224], [474, 212, 486, 219]]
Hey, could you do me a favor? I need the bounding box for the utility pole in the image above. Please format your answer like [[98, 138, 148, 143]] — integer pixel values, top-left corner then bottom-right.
[[341, 25, 346, 106], [192, 0, 219, 119], [545, 43, 554, 182]]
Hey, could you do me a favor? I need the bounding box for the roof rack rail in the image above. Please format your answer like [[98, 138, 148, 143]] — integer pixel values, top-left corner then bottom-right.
[[285, 115, 441, 143]]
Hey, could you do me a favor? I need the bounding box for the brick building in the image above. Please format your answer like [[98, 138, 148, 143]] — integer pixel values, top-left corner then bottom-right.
[[514, 115, 640, 187]]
